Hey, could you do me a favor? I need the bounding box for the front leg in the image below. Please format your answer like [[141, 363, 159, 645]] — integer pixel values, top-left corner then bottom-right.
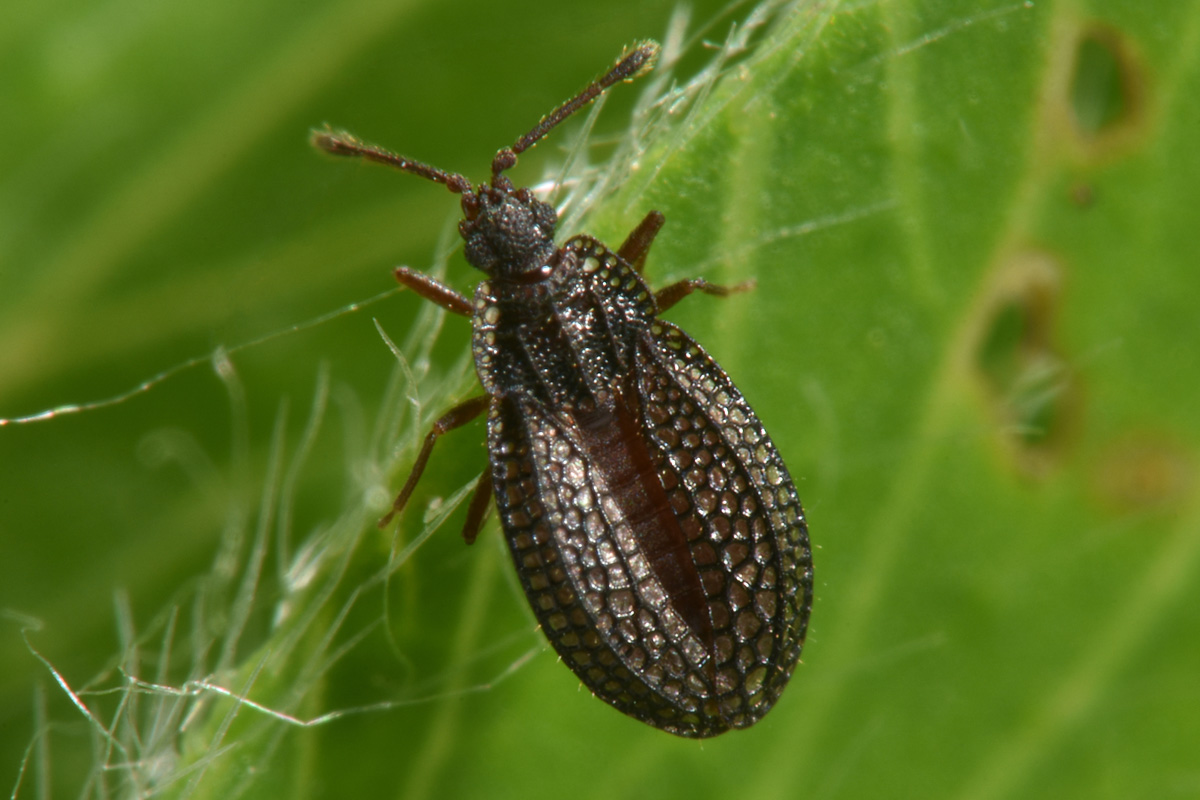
[[394, 266, 473, 317], [616, 211, 665, 274]]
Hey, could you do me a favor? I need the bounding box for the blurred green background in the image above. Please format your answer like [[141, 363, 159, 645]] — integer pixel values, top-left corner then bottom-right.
[[3, 0, 1198, 797]]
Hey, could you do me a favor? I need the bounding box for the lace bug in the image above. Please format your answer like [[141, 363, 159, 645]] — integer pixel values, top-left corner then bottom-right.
[[313, 42, 813, 737]]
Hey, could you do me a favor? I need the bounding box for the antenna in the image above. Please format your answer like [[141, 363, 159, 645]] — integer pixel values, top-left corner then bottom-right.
[[311, 41, 660, 195]]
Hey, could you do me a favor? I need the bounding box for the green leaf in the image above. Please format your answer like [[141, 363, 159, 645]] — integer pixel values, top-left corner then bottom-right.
[[3, 0, 1197, 798]]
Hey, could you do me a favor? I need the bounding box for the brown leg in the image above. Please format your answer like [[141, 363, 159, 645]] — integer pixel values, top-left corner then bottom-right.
[[617, 211, 665, 274], [654, 277, 757, 313], [394, 266, 473, 317], [460, 470, 494, 545], [378, 395, 491, 528]]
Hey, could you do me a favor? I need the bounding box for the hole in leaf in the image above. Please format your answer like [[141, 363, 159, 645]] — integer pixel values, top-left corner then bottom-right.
[[975, 251, 1077, 478], [1068, 25, 1145, 146]]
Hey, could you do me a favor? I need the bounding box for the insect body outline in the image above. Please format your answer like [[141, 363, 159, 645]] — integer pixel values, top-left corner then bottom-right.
[[314, 41, 813, 737]]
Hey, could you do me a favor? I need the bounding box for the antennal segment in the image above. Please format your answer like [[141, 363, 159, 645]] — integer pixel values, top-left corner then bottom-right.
[[311, 129, 473, 194], [490, 40, 660, 183]]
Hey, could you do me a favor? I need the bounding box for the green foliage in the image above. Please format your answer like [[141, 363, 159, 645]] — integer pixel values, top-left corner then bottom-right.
[[3, 0, 1197, 798]]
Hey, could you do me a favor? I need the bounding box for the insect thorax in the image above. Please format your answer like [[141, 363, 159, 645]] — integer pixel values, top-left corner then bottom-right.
[[471, 238, 657, 410]]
